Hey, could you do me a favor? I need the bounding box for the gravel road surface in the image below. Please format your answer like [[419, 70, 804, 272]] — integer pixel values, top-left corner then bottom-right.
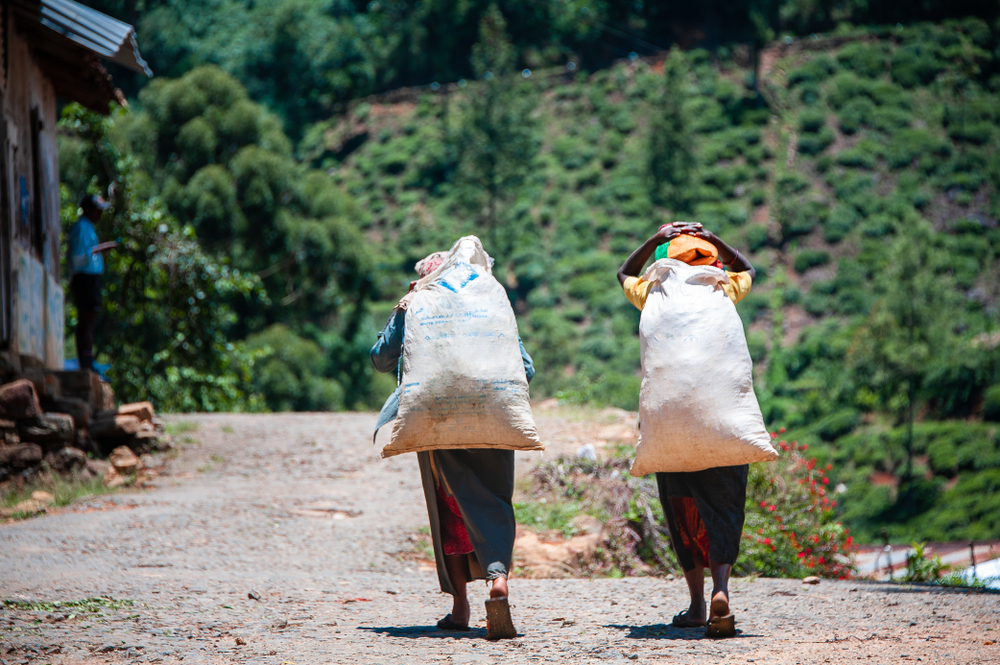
[[2, 413, 998, 664]]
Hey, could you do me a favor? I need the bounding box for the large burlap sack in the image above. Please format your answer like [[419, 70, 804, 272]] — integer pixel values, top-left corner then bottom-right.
[[382, 236, 542, 458], [631, 258, 777, 476]]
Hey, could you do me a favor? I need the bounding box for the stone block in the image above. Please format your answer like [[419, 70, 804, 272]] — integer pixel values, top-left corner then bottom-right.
[[20, 370, 60, 401], [109, 445, 139, 472], [117, 401, 155, 422], [0, 379, 42, 419], [52, 397, 92, 429], [44, 447, 89, 475], [0, 443, 43, 466], [18, 413, 76, 446], [91, 413, 141, 439]]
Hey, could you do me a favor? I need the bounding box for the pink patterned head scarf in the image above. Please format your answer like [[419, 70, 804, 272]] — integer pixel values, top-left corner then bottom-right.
[[414, 251, 446, 278]]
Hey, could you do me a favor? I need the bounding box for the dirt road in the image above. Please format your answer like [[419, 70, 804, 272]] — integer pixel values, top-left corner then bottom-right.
[[2, 413, 998, 664]]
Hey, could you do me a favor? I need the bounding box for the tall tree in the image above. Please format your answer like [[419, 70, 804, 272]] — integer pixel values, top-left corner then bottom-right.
[[848, 222, 959, 483], [455, 4, 538, 254], [647, 47, 695, 214]]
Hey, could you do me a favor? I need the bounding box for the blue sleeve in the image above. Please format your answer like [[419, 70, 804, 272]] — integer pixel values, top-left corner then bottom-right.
[[519, 337, 535, 384], [370, 308, 405, 374]]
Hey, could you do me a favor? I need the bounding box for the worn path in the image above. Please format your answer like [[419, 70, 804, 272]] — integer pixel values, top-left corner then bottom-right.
[[2, 413, 998, 664]]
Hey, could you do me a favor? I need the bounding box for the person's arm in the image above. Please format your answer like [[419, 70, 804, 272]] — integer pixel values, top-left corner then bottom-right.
[[91, 241, 119, 255], [616, 222, 701, 285], [681, 227, 756, 280], [370, 309, 405, 373], [518, 338, 535, 384]]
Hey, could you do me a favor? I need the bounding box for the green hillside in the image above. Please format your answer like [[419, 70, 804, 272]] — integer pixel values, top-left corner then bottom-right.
[[304, 19, 1000, 542], [57, 6, 1000, 543]]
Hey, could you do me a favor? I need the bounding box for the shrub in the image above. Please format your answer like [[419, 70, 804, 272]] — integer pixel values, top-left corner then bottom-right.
[[815, 409, 860, 441], [891, 44, 944, 88], [887, 129, 950, 169], [902, 542, 949, 582], [798, 127, 835, 156], [745, 224, 769, 251], [788, 56, 838, 86], [824, 205, 857, 243], [742, 436, 856, 579], [799, 108, 828, 133], [837, 42, 889, 78], [838, 98, 874, 134], [872, 106, 912, 132], [794, 249, 831, 273], [948, 122, 994, 145], [984, 385, 1000, 422], [776, 172, 810, 196], [827, 72, 873, 109]]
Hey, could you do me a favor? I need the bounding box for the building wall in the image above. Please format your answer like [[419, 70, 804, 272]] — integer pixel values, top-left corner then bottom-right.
[[1, 10, 64, 370]]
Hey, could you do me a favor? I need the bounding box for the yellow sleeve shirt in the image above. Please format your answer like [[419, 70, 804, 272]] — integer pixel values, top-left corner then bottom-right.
[[622, 271, 753, 311]]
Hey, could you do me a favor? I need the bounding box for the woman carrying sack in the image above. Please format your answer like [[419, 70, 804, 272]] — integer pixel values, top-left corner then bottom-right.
[[370, 248, 535, 640], [616, 221, 759, 639]]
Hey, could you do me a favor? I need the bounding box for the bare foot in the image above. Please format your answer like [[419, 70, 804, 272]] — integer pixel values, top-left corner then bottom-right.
[[490, 576, 508, 599], [709, 590, 730, 620]]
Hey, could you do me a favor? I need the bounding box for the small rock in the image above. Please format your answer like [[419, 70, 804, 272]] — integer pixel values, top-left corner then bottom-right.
[[86, 458, 111, 477], [802, 576, 821, 585], [18, 413, 75, 445], [31, 491, 55, 504], [52, 397, 91, 428], [0, 443, 43, 467], [118, 401, 155, 423], [248, 589, 261, 601], [109, 445, 140, 472], [44, 447, 89, 475], [0, 379, 42, 419], [91, 413, 141, 439], [235, 637, 246, 646], [97, 644, 116, 653]]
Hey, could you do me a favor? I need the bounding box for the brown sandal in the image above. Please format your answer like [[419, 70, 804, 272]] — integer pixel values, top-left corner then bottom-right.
[[485, 597, 517, 640], [671, 611, 706, 628], [706, 614, 736, 638]]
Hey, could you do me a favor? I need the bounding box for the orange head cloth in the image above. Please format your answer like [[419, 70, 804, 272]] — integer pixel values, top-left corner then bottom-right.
[[667, 235, 719, 266]]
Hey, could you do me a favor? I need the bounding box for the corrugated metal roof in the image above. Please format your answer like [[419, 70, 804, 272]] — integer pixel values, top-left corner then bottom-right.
[[39, 0, 152, 76]]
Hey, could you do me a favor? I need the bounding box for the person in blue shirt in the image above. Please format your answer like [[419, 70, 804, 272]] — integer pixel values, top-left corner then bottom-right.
[[370, 250, 534, 640], [67, 194, 117, 371]]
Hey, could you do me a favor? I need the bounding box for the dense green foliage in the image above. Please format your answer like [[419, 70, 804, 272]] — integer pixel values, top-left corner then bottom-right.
[[59, 1, 1000, 542], [90, 0, 998, 140], [58, 105, 264, 411]]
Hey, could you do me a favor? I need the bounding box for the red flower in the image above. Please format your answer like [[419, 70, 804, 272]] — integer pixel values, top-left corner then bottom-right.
[[802, 444, 809, 450], [779, 427, 786, 434], [768, 505, 776, 512], [763, 537, 771, 545], [822, 477, 829, 485], [770, 431, 778, 439], [760, 500, 767, 508], [826, 463, 833, 470]]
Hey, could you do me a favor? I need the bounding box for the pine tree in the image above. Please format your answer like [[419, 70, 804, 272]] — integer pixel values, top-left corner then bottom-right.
[[647, 47, 695, 214], [848, 221, 960, 485], [455, 4, 538, 254]]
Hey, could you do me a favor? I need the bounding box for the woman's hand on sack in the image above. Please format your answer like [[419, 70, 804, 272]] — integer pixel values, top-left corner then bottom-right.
[[655, 222, 703, 244]]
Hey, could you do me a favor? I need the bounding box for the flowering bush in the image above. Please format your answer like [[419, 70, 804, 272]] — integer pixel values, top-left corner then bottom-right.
[[740, 429, 856, 579]]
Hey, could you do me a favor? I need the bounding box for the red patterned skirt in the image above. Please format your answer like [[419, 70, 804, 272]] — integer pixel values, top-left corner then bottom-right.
[[435, 483, 474, 556]]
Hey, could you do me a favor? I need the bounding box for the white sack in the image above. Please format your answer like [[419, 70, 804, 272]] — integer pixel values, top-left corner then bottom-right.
[[631, 258, 777, 475], [382, 236, 542, 458]]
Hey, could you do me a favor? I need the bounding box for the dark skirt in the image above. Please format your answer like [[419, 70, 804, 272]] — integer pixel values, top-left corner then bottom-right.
[[656, 464, 748, 569], [418, 449, 516, 596]]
